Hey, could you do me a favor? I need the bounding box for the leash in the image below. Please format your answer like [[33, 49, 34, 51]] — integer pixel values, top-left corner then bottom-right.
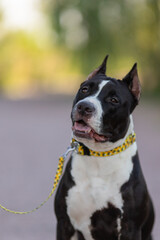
[[0, 133, 135, 215], [0, 142, 77, 215]]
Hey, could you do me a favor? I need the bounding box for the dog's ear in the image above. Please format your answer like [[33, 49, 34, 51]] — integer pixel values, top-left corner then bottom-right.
[[87, 55, 109, 80], [122, 63, 141, 102]]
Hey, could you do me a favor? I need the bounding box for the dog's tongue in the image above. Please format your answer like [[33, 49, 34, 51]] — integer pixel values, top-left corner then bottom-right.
[[74, 121, 92, 133], [92, 132, 107, 142], [73, 121, 108, 142]]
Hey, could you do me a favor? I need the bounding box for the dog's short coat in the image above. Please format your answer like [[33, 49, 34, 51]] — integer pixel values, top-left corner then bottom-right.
[[55, 56, 154, 240]]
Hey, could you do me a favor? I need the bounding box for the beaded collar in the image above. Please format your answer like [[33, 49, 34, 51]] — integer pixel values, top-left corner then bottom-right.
[[72, 133, 136, 157]]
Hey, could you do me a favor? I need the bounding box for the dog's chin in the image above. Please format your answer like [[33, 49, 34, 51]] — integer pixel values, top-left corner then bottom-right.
[[72, 120, 109, 143]]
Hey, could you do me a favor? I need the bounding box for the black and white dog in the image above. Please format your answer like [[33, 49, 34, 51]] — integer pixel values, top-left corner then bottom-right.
[[55, 56, 154, 240]]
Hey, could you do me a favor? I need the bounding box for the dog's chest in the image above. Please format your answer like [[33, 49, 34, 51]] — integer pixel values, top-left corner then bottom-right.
[[66, 145, 136, 239]]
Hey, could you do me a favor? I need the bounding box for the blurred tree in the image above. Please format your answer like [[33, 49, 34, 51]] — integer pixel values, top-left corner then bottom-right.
[[0, 31, 80, 97], [145, 0, 160, 94], [43, 0, 160, 94], [0, 7, 4, 92]]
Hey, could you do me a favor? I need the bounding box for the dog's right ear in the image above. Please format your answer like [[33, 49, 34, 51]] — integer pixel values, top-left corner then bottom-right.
[[122, 63, 141, 103], [87, 55, 109, 80]]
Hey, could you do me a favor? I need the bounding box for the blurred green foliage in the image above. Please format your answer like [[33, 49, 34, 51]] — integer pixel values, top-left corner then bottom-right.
[[0, 0, 159, 97], [0, 30, 81, 97], [43, 0, 160, 95]]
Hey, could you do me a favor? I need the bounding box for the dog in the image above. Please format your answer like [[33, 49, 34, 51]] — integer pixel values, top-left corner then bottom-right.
[[54, 56, 154, 240]]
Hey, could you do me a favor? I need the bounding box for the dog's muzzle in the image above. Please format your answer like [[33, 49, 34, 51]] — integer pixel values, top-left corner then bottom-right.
[[72, 101, 108, 142]]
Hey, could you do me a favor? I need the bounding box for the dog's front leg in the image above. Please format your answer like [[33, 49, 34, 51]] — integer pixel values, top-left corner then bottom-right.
[[129, 231, 142, 240], [56, 218, 75, 240], [55, 158, 76, 240]]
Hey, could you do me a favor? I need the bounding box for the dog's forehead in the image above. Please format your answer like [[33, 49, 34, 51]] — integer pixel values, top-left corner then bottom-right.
[[74, 76, 126, 105], [91, 77, 120, 97]]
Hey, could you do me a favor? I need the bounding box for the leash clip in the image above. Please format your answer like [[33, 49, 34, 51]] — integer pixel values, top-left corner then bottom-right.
[[70, 139, 80, 154], [62, 143, 77, 160]]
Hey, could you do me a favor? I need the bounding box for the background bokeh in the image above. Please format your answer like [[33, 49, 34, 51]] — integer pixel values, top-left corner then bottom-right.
[[0, 0, 159, 239], [0, 0, 159, 98]]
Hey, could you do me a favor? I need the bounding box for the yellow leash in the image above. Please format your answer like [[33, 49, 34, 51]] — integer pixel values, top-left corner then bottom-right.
[[0, 133, 136, 215], [0, 145, 75, 214]]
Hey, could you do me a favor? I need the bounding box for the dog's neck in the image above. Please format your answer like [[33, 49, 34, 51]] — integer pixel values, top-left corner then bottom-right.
[[72, 115, 135, 152]]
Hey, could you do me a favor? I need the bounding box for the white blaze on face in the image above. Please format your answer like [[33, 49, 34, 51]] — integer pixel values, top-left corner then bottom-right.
[[74, 80, 109, 134]]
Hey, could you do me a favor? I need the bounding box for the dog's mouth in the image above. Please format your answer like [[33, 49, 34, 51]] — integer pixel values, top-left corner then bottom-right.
[[72, 120, 109, 142]]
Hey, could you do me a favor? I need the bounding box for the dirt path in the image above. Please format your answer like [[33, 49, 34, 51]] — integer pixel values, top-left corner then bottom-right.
[[0, 98, 159, 239]]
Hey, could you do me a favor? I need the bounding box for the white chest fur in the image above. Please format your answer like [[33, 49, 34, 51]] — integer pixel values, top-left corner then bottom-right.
[[66, 142, 137, 240]]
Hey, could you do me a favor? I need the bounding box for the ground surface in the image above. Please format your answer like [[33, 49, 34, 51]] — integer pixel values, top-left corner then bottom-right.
[[0, 97, 159, 240]]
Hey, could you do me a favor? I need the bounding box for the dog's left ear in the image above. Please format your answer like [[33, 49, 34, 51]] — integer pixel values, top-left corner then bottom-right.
[[122, 63, 141, 102], [87, 55, 109, 80]]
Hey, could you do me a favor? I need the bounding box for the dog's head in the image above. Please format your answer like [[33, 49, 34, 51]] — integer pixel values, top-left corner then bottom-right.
[[71, 55, 141, 151]]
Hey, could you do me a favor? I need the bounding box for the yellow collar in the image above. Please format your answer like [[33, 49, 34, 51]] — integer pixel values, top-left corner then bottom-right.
[[72, 133, 136, 157]]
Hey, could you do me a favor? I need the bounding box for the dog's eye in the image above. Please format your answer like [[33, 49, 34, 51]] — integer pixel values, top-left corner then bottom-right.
[[110, 97, 119, 104], [81, 86, 89, 93], [106, 97, 119, 104]]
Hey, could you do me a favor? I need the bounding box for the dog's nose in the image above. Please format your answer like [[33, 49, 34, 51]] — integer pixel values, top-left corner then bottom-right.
[[77, 101, 95, 116]]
